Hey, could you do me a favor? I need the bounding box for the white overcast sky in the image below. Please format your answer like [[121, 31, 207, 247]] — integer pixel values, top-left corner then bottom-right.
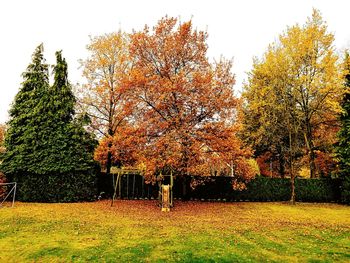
[[1, 0, 350, 123]]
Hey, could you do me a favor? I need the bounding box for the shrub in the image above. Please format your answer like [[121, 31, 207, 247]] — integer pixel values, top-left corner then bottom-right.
[[0, 171, 6, 199], [340, 176, 350, 204], [11, 171, 98, 202], [98, 174, 342, 203], [295, 178, 341, 202]]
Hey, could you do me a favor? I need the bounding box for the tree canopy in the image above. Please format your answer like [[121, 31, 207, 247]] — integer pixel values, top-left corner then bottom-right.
[[79, 32, 132, 173], [243, 9, 344, 180], [336, 52, 350, 203], [86, 17, 255, 185]]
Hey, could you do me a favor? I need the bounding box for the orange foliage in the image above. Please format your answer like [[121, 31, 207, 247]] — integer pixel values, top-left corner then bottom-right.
[[120, 17, 254, 182], [256, 152, 281, 178], [314, 150, 337, 177], [94, 125, 146, 168]]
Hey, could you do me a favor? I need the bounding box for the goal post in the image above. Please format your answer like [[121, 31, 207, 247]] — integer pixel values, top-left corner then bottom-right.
[[0, 182, 17, 208]]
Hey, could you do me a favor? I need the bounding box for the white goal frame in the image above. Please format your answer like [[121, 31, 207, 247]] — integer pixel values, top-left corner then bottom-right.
[[0, 182, 17, 208]]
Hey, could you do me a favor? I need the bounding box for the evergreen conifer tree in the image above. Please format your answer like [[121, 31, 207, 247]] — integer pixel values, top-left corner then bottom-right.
[[32, 50, 96, 174], [1, 44, 49, 174], [337, 52, 350, 203], [1, 46, 97, 201]]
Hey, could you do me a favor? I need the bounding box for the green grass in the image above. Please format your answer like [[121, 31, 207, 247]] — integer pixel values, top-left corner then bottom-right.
[[0, 201, 349, 262]]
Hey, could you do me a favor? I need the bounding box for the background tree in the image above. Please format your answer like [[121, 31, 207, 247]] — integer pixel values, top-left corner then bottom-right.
[[279, 10, 343, 178], [127, 17, 255, 183], [243, 45, 303, 202], [0, 124, 6, 160], [1, 44, 49, 174], [34, 50, 96, 174], [243, 10, 344, 180], [1, 46, 97, 202], [0, 124, 6, 198], [242, 46, 294, 178], [336, 51, 350, 203], [79, 32, 132, 173]]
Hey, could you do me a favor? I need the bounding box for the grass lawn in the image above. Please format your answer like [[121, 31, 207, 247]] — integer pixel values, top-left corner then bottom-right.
[[0, 200, 349, 262]]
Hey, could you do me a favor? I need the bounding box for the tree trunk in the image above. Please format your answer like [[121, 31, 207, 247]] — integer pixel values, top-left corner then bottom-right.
[[309, 152, 316, 178], [289, 129, 296, 205], [106, 141, 112, 174], [305, 123, 316, 178], [106, 127, 114, 174], [277, 146, 285, 178], [290, 174, 296, 204]]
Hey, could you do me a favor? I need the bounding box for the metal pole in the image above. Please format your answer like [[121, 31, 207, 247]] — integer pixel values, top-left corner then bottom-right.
[[12, 183, 16, 208], [132, 174, 136, 199], [0, 183, 16, 207], [111, 173, 115, 206], [111, 173, 116, 207]]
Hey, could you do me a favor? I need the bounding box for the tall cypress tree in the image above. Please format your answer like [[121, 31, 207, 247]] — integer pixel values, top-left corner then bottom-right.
[[1, 46, 97, 202], [337, 52, 350, 203], [1, 44, 49, 174], [39, 50, 96, 174]]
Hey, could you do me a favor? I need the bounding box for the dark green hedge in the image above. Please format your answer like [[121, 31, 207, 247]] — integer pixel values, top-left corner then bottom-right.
[[98, 174, 343, 203], [295, 178, 341, 202], [340, 176, 350, 204], [194, 177, 342, 202], [189, 177, 341, 202], [10, 171, 98, 202]]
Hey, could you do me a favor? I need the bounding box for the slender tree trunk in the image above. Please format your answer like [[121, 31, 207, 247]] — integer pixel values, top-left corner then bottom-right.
[[309, 149, 316, 178], [305, 122, 316, 178], [106, 127, 113, 174], [106, 141, 112, 174], [106, 86, 114, 174], [290, 174, 296, 204], [277, 145, 285, 178], [289, 129, 296, 205]]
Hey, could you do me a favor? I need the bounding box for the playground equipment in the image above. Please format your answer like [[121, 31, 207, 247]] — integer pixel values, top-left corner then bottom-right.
[[111, 167, 143, 206], [109, 167, 174, 212], [161, 185, 170, 212], [158, 171, 173, 212]]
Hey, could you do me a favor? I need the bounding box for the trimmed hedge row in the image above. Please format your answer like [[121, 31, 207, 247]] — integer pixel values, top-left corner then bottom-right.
[[4, 172, 343, 203], [98, 174, 343, 203], [189, 177, 342, 202], [10, 171, 98, 202]]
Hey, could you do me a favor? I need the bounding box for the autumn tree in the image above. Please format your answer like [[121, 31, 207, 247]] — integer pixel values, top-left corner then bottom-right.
[[79, 32, 132, 173], [127, 17, 254, 183], [243, 44, 304, 202], [280, 10, 343, 178], [243, 10, 344, 181], [243, 46, 297, 179], [336, 51, 350, 203]]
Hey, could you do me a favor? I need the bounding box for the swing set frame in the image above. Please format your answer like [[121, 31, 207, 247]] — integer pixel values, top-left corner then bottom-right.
[[111, 168, 144, 206], [110, 167, 174, 211]]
